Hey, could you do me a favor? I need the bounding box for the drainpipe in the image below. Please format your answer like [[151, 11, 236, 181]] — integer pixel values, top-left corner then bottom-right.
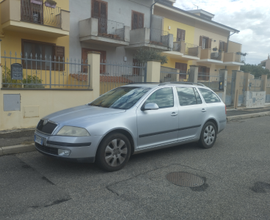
[[150, 0, 161, 41]]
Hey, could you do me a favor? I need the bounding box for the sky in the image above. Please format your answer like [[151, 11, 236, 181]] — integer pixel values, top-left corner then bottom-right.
[[174, 0, 270, 65]]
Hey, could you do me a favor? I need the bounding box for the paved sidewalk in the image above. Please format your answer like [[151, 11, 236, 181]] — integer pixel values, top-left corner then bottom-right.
[[1, 104, 270, 156]]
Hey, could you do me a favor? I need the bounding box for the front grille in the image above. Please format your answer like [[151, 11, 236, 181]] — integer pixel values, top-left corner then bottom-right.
[[37, 120, 57, 134], [35, 143, 58, 155]]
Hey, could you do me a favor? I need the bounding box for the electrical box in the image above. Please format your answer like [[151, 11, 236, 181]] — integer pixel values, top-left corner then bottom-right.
[[3, 94, 21, 111]]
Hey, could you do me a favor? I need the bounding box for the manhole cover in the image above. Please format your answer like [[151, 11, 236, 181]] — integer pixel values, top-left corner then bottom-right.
[[166, 172, 204, 187]]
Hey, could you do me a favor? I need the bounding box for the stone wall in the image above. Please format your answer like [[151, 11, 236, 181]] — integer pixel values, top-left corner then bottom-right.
[[244, 91, 266, 108]]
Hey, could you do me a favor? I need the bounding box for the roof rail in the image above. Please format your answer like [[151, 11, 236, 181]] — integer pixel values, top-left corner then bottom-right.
[[158, 82, 205, 87]]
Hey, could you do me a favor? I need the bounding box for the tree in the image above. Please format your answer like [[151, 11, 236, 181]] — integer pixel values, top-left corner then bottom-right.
[[240, 64, 270, 78], [133, 48, 168, 64]]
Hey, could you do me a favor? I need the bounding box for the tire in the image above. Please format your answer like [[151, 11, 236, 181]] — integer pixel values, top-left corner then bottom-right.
[[96, 133, 131, 172], [199, 121, 217, 149]]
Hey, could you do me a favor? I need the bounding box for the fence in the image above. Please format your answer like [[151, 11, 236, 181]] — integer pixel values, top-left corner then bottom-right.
[[21, 1, 61, 28], [266, 81, 270, 103], [197, 73, 221, 92], [99, 62, 146, 94], [248, 78, 262, 91], [1, 51, 90, 89], [160, 66, 187, 83], [97, 18, 125, 41]]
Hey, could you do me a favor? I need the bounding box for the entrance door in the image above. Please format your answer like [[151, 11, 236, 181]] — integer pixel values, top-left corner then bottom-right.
[[82, 48, 106, 73], [175, 62, 187, 80], [92, 0, 108, 34]]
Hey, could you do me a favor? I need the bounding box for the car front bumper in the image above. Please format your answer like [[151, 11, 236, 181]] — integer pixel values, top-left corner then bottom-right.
[[34, 130, 102, 163]]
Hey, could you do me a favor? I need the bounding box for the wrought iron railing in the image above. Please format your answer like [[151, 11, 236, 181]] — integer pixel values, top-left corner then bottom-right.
[[99, 61, 146, 94], [21, 1, 61, 28], [198, 73, 220, 91], [1, 51, 90, 89], [97, 18, 125, 41], [150, 28, 170, 47], [160, 66, 188, 82]]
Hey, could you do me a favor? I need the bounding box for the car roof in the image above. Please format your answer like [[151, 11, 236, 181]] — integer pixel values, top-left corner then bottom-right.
[[124, 82, 206, 89]]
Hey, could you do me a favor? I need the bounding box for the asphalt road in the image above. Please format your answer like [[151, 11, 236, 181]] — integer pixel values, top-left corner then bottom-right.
[[1, 116, 270, 220]]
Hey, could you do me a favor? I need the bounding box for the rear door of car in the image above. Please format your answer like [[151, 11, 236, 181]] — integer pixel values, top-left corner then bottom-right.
[[176, 86, 207, 141], [136, 87, 179, 149]]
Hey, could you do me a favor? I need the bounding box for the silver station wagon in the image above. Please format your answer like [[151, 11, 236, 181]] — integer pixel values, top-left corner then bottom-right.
[[34, 83, 226, 171]]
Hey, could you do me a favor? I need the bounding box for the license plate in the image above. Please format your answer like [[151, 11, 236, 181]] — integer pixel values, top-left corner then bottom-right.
[[34, 135, 43, 145]]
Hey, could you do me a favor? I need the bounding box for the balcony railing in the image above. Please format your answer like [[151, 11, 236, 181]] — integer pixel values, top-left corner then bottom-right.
[[185, 43, 199, 57], [150, 28, 171, 48], [224, 52, 245, 63], [97, 18, 125, 41], [21, 1, 61, 28]]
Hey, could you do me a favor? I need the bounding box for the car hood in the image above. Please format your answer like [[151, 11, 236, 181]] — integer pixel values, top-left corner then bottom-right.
[[43, 105, 126, 124]]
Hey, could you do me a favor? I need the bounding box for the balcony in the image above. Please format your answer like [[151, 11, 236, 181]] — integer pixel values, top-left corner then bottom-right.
[[79, 18, 130, 47], [223, 52, 245, 66], [197, 48, 224, 65], [127, 28, 173, 50], [0, 0, 70, 37], [164, 39, 200, 60]]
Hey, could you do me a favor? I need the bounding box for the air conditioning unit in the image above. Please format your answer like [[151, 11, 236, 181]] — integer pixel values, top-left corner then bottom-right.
[[211, 52, 219, 59]]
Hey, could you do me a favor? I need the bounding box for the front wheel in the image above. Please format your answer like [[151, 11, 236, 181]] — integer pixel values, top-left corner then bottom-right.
[[96, 133, 131, 172], [199, 122, 217, 149]]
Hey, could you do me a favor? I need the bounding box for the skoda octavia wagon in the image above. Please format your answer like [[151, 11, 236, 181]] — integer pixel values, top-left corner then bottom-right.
[[34, 83, 226, 171]]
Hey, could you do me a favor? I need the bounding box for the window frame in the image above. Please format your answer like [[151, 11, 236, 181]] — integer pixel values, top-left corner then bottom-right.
[[176, 87, 202, 106], [144, 87, 174, 109], [198, 88, 221, 104], [21, 39, 65, 71], [131, 10, 144, 30]]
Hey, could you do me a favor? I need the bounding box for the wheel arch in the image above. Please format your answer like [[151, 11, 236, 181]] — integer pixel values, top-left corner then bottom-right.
[[204, 118, 218, 131], [95, 129, 135, 157]]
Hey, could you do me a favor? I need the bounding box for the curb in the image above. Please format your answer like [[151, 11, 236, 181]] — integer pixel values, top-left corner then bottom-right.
[[0, 144, 35, 156], [227, 111, 270, 121]]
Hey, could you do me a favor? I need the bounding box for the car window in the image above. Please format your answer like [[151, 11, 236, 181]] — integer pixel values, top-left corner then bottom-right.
[[145, 87, 174, 108], [194, 88, 202, 104], [176, 87, 202, 106], [89, 87, 151, 109], [198, 88, 221, 103]]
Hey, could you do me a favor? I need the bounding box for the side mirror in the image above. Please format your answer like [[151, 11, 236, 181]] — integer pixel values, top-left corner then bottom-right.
[[142, 103, 159, 111]]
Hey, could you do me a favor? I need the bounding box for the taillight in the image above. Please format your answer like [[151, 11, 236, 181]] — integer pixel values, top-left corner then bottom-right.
[[225, 105, 227, 115]]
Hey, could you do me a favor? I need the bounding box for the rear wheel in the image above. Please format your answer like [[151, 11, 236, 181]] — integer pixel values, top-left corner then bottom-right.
[[96, 133, 131, 172], [199, 121, 217, 149]]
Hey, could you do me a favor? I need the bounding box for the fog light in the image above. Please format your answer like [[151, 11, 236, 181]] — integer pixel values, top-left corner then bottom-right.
[[58, 149, 71, 156]]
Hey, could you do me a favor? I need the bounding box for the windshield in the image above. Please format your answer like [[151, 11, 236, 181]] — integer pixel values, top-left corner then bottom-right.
[[89, 87, 151, 109]]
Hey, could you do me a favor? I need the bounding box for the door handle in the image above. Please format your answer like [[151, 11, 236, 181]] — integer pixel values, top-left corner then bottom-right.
[[171, 112, 178, 116], [202, 108, 206, 112]]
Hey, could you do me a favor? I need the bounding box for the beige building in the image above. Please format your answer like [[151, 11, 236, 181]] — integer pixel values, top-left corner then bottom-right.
[[154, 4, 244, 80]]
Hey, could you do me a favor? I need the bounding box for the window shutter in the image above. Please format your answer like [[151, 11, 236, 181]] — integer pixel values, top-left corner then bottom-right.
[[55, 46, 65, 71], [208, 39, 212, 49], [92, 0, 100, 18], [224, 42, 228, 52]]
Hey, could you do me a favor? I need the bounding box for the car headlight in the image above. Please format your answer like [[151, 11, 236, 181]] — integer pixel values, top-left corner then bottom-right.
[[56, 126, 90, 137]]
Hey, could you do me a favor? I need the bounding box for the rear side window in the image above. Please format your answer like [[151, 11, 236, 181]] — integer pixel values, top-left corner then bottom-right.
[[198, 88, 221, 103], [145, 87, 174, 108], [177, 87, 202, 106]]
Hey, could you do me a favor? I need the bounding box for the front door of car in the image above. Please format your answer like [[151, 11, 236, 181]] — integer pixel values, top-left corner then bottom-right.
[[136, 87, 179, 149], [176, 87, 206, 141]]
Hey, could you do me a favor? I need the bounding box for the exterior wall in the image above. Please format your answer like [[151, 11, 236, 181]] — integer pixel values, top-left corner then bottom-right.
[[162, 17, 195, 45], [193, 21, 229, 49], [69, 0, 153, 62], [0, 0, 70, 58], [0, 90, 95, 130], [228, 41, 242, 53], [244, 91, 266, 108]]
